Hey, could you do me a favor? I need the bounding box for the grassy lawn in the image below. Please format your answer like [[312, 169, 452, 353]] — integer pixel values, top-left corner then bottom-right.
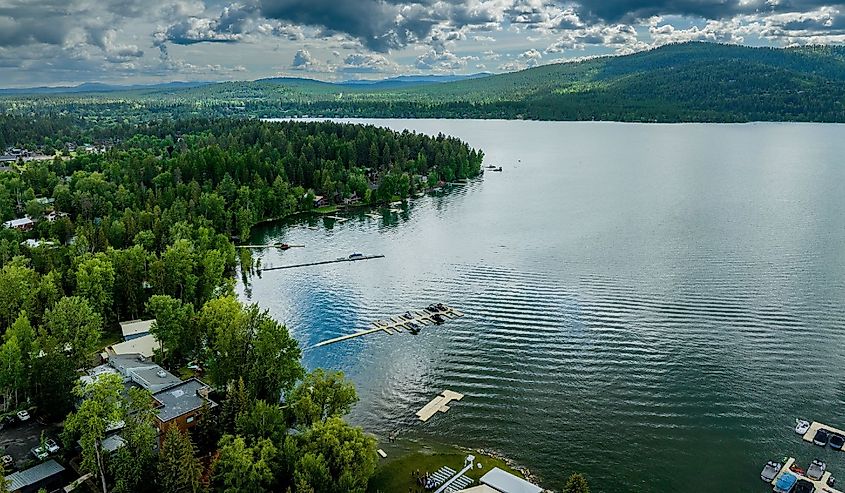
[[368, 446, 524, 493], [315, 205, 339, 214]]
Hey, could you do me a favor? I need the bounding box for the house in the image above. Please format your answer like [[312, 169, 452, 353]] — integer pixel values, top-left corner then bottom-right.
[[105, 353, 181, 393], [2, 217, 34, 231], [471, 468, 542, 493], [105, 333, 160, 359], [34, 197, 55, 206], [5, 459, 66, 493], [313, 195, 326, 207], [20, 239, 56, 249], [45, 211, 69, 222], [152, 378, 216, 435], [119, 319, 154, 341]]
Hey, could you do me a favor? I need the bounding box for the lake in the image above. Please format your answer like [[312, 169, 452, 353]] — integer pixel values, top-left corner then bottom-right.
[[238, 120, 845, 492]]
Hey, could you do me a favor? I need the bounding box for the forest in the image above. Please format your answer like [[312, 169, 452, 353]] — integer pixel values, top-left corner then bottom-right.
[[0, 117, 483, 492], [2, 42, 845, 123]]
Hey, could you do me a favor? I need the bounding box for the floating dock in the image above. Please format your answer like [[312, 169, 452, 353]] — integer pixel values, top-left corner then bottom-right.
[[803, 421, 845, 445], [259, 255, 384, 272], [311, 305, 464, 348], [771, 457, 842, 493], [416, 390, 464, 422]]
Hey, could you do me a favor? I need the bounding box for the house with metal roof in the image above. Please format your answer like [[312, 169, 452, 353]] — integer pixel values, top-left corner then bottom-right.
[[105, 333, 160, 359], [2, 217, 34, 231], [5, 459, 66, 493]]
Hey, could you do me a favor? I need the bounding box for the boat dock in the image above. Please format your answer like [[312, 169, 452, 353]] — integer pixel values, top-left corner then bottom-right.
[[311, 304, 464, 348], [416, 390, 464, 422], [803, 421, 845, 445], [259, 255, 385, 272], [771, 457, 842, 493], [237, 243, 304, 249]]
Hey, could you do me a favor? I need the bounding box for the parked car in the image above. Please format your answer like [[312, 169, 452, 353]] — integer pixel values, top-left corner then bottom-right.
[[31, 445, 48, 460], [16, 410, 30, 422], [1, 454, 13, 469], [45, 439, 60, 454]]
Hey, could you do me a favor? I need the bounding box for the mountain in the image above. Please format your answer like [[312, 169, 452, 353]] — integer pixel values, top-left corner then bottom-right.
[[0, 80, 213, 95], [3, 42, 845, 122]]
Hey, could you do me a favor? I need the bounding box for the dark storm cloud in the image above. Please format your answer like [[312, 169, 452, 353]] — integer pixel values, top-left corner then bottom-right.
[[570, 0, 845, 23], [259, 0, 440, 51]]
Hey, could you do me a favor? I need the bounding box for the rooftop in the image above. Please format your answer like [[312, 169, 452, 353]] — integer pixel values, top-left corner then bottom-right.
[[105, 352, 181, 393], [153, 378, 216, 423], [106, 333, 159, 358], [3, 217, 33, 228], [480, 468, 542, 493], [6, 459, 65, 491], [119, 319, 155, 339]]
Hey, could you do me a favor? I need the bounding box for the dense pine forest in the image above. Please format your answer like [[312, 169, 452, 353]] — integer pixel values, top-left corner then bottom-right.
[[3, 42, 845, 123], [0, 117, 483, 493]]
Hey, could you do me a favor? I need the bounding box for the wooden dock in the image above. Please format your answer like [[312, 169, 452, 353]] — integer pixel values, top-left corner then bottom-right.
[[802, 421, 845, 445], [259, 255, 384, 272], [416, 390, 464, 422], [771, 457, 842, 493], [311, 305, 464, 348]]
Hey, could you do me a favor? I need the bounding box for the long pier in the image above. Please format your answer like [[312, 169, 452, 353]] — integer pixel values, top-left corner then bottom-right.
[[312, 305, 464, 348], [259, 255, 385, 272], [238, 243, 304, 249]]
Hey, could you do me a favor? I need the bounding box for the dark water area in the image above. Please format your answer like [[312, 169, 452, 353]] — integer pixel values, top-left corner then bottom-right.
[[239, 120, 845, 492]]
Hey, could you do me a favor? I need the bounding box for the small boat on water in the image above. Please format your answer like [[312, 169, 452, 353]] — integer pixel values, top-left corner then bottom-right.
[[807, 459, 826, 480], [492, 167, 503, 172], [813, 429, 831, 447], [761, 460, 783, 482], [831, 434, 845, 450], [774, 472, 798, 493], [794, 478, 816, 493], [795, 419, 811, 435]]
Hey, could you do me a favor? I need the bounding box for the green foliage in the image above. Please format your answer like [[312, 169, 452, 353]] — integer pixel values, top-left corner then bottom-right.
[[63, 373, 126, 493], [564, 473, 590, 493], [212, 435, 279, 493], [0, 463, 9, 493], [199, 297, 303, 399], [147, 294, 196, 367], [293, 417, 377, 493], [289, 369, 358, 428], [158, 427, 203, 493], [108, 387, 159, 493], [43, 296, 102, 368], [28, 336, 76, 420]]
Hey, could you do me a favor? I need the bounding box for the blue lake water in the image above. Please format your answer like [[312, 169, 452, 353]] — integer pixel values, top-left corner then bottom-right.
[[239, 120, 845, 492]]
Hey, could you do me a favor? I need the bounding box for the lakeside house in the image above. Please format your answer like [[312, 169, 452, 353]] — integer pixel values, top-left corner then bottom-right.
[[82, 353, 216, 440], [105, 333, 159, 359], [2, 216, 34, 231]]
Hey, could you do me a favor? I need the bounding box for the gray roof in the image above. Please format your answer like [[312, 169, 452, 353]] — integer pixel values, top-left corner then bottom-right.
[[107, 353, 180, 393], [153, 378, 216, 422], [480, 468, 542, 493], [119, 319, 154, 338], [6, 459, 65, 490], [3, 217, 33, 228], [131, 366, 182, 393]]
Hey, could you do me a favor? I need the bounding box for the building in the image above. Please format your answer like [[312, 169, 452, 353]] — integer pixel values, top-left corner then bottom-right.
[[45, 210, 69, 222], [152, 378, 216, 435], [105, 353, 182, 393], [105, 333, 160, 359], [472, 468, 542, 493], [5, 459, 66, 493], [119, 319, 154, 341], [20, 239, 56, 249], [2, 217, 34, 231]]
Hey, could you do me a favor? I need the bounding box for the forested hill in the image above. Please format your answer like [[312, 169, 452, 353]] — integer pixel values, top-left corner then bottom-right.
[[3, 42, 845, 122]]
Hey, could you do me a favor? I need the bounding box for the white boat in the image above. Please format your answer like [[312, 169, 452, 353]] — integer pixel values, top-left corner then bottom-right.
[[796, 419, 811, 435]]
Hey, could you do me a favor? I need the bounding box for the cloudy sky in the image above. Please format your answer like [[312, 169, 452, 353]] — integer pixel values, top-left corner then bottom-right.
[[2, 0, 845, 87]]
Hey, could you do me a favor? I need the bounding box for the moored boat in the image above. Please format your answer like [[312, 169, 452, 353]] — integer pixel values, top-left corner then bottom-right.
[[813, 429, 830, 447], [795, 419, 811, 435], [761, 460, 783, 482], [806, 459, 826, 480]]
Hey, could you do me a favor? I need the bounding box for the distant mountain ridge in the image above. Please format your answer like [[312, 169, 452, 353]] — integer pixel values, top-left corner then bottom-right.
[[3, 43, 845, 122]]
